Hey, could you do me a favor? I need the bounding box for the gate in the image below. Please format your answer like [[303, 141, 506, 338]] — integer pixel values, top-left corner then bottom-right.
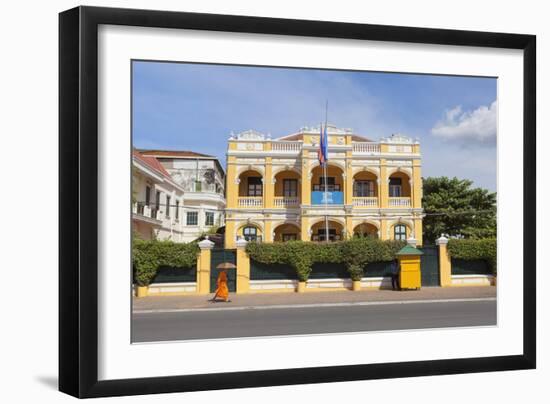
[[420, 245, 440, 286], [210, 249, 237, 293]]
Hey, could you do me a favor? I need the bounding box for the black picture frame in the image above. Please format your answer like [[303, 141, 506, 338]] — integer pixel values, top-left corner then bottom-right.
[[59, 5, 536, 398]]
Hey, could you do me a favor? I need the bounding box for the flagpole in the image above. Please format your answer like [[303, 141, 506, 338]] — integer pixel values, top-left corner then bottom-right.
[[324, 101, 329, 243]]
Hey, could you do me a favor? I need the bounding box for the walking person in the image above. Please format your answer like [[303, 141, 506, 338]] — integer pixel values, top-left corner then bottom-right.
[[211, 269, 230, 302], [390, 259, 400, 291]]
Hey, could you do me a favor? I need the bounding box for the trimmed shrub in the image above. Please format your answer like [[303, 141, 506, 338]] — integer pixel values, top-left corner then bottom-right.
[[447, 238, 497, 275], [246, 239, 406, 281], [132, 239, 199, 286]]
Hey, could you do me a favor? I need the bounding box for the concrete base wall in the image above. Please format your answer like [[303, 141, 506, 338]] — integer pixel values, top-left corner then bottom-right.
[[450, 274, 495, 287], [147, 282, 197, 295]]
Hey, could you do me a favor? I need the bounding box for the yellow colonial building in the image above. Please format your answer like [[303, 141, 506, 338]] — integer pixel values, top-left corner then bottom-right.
[[224, 125, 423, 249]]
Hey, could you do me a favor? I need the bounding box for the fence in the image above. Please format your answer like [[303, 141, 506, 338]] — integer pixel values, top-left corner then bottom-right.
[[137, 236, 495, 297]]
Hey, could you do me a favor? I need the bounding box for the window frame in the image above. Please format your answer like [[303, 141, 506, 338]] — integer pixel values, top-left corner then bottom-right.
[[283, 178, 298, 197], [394, 224, 407, 240], [354, 180, 375, 197], [205, 211, 215, 226], [247, 177, 263, 197], [186, 211, 198, 226]]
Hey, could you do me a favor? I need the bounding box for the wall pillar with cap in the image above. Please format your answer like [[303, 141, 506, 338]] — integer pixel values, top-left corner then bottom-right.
[[436, 235, 452, 287], [236, 238, 250, 294], [197, 238, 214, 294]]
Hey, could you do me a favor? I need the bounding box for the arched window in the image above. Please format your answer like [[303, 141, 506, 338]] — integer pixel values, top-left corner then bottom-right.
[[394, 224, 407, 240], [243, 226, 258, 242]]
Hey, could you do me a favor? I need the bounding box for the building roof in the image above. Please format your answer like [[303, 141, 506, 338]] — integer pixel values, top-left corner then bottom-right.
[[138, 149, 225, 176], [139, 149, 216, 159], [396, 245, 424, 256], [132, 149, 172, 178]]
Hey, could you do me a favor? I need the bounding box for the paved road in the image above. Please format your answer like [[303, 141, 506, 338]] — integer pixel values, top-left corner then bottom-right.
[[132, 299, 496, 342]]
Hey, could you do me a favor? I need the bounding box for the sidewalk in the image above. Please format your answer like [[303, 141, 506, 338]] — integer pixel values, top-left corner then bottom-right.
[[133, 286, 496, 312]]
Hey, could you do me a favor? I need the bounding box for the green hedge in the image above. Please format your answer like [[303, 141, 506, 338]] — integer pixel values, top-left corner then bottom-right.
[[132, 239, 199, 286], [447, 238, 497, 275], [246, 239, 406, 281]]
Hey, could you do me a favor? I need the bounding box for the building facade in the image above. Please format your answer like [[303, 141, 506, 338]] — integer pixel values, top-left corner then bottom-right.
[[139, 150, 226, 242], [132, 150, 187, 241], [224, 125, 423, 249]]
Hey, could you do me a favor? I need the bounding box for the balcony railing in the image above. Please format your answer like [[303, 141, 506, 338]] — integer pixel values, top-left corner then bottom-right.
[[271, 141, 302, 152], [132, 203, 161, 220], [353, 143, 380, 154], [238, 197, 263, 208], [274, 196, 300, 208], [389, 197, 411, 207], [353, 197, 378, 207]]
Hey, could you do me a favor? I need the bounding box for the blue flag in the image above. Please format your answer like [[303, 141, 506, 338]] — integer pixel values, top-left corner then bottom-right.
[[317, 124, 328, 165]]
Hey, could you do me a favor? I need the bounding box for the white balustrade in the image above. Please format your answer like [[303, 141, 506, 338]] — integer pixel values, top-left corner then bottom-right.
[[274, 197, 300, 207], [353, 143, 380, 154], [389, 197, 411, 207], [271, 142, 302, 152], [352, 197, 378, 207], [133, 204, 162, 221], [238, 197, 263, 207]]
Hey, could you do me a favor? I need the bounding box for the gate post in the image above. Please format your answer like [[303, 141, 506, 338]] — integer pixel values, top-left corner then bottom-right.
[[236, 239, 250, 294], [197, 238, 215, 294], [436, 235, 452, 287]]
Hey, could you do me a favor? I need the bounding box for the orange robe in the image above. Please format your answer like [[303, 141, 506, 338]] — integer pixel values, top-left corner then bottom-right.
[[214, 271, 229, 301]]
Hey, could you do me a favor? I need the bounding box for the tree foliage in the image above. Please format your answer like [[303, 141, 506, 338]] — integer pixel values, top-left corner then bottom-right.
[[422, 176, 496, 243]]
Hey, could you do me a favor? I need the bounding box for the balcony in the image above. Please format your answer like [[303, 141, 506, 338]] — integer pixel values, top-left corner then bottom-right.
[[271, 141, 302, 152], [274, 196, 300, 208], [389, 197, 411, 207], [353, 197, 378, 208], [238, 197, 263, 208], [352, 142, 381, 154], [132, 203, 162, 224]]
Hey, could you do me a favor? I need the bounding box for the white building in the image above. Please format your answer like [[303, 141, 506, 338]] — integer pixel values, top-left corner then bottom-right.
[[139, 149, 226, 242], [132, 150, 187, 241]]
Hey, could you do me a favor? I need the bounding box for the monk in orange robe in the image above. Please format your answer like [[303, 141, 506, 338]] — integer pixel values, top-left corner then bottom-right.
[[212, 270, 229, 302]]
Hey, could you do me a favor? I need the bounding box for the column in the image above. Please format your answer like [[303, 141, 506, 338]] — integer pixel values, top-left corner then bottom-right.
[[197, 238, 214, 294], [265, 219, 273, 243], [414, 218, 423, 246], [345, 216, 353, 240], [380, 161, 389, 208], [344, 153, 354, 206], [236, 238, 250, 294], [436, 236, 452, 287], [301, 152, 311, 206], [300, 216, 309, 241], [380, 219, 388, 241], [264, 157, 273, 209], [224, 220, 236, 249], [412, 160, 422, 208], [226, 156, 238, 209]]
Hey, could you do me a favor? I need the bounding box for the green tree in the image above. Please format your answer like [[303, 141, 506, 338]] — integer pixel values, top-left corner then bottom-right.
[[422, 177, 496, 243]]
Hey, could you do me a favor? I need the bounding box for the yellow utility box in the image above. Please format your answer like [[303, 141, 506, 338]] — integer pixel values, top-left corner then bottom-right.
[[396, 245, 423, 290]]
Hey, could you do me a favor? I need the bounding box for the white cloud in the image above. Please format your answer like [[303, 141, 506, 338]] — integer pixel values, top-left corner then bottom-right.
[[431, 101, 497, 144]]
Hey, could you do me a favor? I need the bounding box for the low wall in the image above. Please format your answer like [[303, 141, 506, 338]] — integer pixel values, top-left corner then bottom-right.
[[249, 279, 298, 293], [147, 282, 197, 295], [248, 276, 393, 293], [450, 274, 495, 287]]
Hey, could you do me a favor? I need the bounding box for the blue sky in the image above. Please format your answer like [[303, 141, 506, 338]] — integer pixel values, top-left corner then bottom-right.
[[133, 61, 497, 191]]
